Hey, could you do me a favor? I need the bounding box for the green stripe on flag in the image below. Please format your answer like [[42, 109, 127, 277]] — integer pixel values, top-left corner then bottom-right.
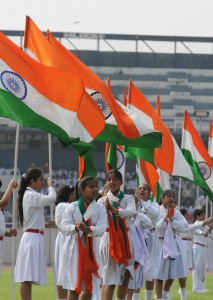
[[0, 88, 93, 155], [182, 149, 213, 201]]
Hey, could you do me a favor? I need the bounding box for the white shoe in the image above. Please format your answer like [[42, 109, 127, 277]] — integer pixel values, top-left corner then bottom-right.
[[192, 289, 209, 293]]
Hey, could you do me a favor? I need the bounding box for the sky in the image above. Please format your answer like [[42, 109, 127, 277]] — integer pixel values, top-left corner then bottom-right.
[[1, 0, 213, 37]]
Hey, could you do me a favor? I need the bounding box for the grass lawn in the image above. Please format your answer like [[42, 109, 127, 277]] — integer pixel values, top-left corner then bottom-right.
[[0, 266, 213, 299]]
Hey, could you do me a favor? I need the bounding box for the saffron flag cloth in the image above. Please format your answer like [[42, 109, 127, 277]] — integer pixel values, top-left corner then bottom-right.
[[181, 111, 213, 201], [46, 29, 141, 139], [136, 159, 159, 198], [0, 32, 99, 151], [24, 17, 162, 152], [78, 150, 97, 180], [24, 16, 106, 143], [209, 120, 213, 159], [128, 80, 194, 181]]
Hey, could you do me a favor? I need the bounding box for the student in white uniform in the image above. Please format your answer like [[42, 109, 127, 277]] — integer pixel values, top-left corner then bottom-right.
[[127, 183, 153, 300], [192, 208, 212, 293], [60, 176, 107, 300], [55, 185, 75, 300], [136, 184, 160, 300], [154, 190, 188, 300], [163, 208, 212, 300], [0, 178, 18, 276], [14, 168, 56, 300], [98, 169, 136, 300]]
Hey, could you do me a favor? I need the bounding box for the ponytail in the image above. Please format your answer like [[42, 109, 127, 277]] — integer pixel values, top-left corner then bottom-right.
[[17, 168, 43, 227]]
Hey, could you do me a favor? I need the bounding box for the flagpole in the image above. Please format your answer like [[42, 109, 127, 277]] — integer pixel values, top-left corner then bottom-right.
[[48, 133, 57, 300], [11, 123, 20, 300]]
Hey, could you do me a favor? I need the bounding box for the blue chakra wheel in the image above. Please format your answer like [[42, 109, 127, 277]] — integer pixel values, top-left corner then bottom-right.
[[197, 161, 212, 180], [116, 147, 125, 170], [0, 71, 27, 100], [90, 91, 112, 120]]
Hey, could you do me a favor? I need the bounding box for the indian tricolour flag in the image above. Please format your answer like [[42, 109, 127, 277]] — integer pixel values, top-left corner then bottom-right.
[[182, 111, 213, 201], [209, 120, 213, 160], [105, 142, 126, 190], [0, 31, 103, 150], [23, 17, 162, 153], [128, 80, 194, 181]]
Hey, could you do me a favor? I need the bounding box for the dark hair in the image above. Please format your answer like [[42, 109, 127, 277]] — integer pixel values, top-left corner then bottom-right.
[[106, 169, 123, 181], [138, 183, 151, 193], [75, 176, 96, 199], [0, 179, 2, 188], [180, 208, 188, 217], [55, 185, 75, 206], [17, 168, 43, 226], [161, 189, 175, 199], [193, 208, 205, 222]]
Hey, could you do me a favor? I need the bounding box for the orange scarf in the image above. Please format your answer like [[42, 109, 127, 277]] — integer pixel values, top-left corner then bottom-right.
[[75, 198, 100, 295], [108, 210, 132, 266]]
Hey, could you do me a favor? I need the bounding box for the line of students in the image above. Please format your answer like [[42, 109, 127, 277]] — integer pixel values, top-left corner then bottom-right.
[[0, 167, 212, 300]]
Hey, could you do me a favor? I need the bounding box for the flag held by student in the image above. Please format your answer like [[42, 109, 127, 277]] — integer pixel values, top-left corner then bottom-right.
[[182, 111, 213, 201], [24, 16, 106, 143]]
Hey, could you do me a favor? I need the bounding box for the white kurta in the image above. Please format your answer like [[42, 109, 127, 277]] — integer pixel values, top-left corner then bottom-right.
[[139, 199, 160, 281], [54, 202, 69, 285], [128, 203, 152, 289], [59, 200, 107, 292], [192, 222, 209, 292], [98, 194, 136, 285], [14, 187, 56, 285], [153, 205, 188, 280]]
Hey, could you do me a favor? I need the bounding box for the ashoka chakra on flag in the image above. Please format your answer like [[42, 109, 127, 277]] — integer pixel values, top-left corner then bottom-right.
[[0, 71, 27, 100], [90, 91, 112, 120], [197, 161, 212, 180], [116, 147, 125, 170]]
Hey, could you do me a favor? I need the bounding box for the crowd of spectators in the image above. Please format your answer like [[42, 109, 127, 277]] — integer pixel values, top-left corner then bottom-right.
[[0, 162, 209, 216]]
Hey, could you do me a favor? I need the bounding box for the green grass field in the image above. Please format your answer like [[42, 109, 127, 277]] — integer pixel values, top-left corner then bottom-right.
[[0, 267, 212, 299]]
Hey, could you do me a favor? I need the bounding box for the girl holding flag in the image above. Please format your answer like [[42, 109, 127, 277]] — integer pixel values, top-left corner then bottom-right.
[[98, 169, 136, 300], [60, 176, 107, 300], [14, 168, 56, 300]]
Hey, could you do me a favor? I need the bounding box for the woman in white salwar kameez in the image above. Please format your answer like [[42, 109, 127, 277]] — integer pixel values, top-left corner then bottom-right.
[[55, 185, 75, 300], [127, 184, 153, 300], [60, 176, 107, 300], [154, 190, 188, 300], [98, 169, 136, 300], [14, 168, 56, 300]]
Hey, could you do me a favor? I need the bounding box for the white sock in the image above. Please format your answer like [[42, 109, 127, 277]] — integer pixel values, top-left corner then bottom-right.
[[179, 288, 187, 300], [116, 298, 125, 300], [145, 290, 153, 300], [163, 290, 170, 300], [132, 292, 140, 300]]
